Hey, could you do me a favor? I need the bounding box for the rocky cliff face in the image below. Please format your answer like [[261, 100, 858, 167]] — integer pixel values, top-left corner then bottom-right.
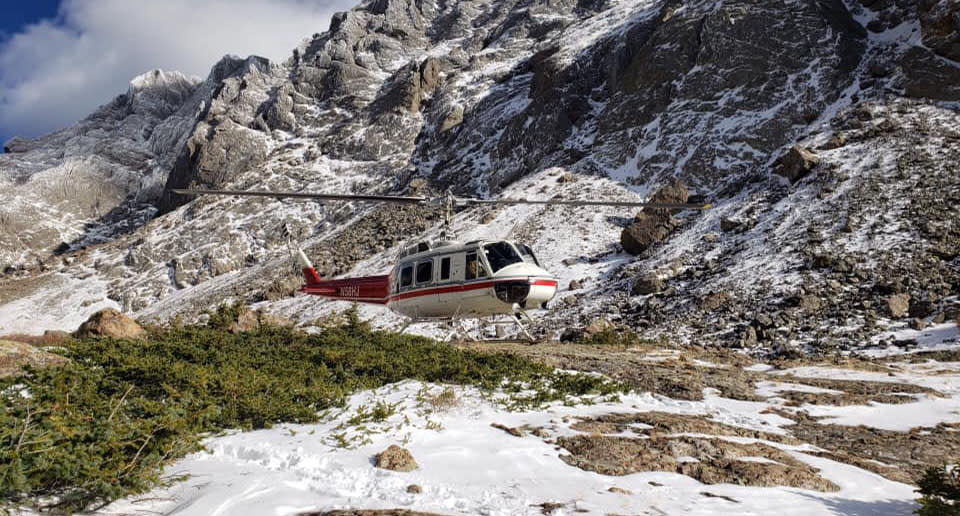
[[2, 70, 207, 269], [1, 0, 957, 353]]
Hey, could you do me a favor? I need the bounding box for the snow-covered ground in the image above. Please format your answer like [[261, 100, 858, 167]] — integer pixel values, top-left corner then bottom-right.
[[0, 267, 119, 335], [99, 375, 935, 516]]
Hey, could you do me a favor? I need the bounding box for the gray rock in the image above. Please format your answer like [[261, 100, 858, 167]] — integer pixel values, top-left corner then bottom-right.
[[621, 214, 674, 255], [799, 295, 823, 313], [632, 275, 665, 295], [820, 133, 846, 150], [620, 181, 688, 255], [375, 445, 418, 472], [887, 293, 911, 319], [918, 0, 960, 62], [720, 218, 745, 233], [901, 47, 960, 102], [440, 105, 464, 132], [773, 146, 820, 183]]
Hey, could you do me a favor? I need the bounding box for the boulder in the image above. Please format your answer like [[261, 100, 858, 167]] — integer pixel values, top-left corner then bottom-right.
[[408, 177, 428, 191], [74, 308, 145, 339], [0, 339, 69, 378], [820, 133, 846, 150], [887, 293, 910, 319], [798, 295, 823, 313], [632, 275, 665, 295], [375, 445, 418, 472], [620, 181, 690, 255], [773, 146, 820, 183], [620, 214, 675, 255], [584, 317, 614, 337], [642, 180, 689, 215], [700, 292, 729, 312]]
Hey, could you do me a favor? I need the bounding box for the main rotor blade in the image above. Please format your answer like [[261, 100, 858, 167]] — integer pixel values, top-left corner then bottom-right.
[[170, 189, 428, 204], [458, 198, 711, 209]]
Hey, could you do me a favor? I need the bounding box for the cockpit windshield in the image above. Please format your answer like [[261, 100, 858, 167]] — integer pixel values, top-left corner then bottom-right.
[[482, 241, 523, 273], [517, 243, 541, 266]]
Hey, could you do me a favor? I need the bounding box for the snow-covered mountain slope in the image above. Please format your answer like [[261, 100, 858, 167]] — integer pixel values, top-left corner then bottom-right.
[[0, 0, 958, 352]]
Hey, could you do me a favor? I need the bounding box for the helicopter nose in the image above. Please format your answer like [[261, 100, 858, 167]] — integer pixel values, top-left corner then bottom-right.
[[495, 281, 532, 304], [525, 276, 558, 308], [493, 275, 558, 308]]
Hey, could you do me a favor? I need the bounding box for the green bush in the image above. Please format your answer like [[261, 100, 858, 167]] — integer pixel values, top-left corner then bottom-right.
[[1, 314, 623, 512], [577, 326, 659, 348], [917, 465, 960, 516]]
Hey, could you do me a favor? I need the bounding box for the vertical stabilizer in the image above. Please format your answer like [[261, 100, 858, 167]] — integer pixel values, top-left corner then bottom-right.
[[296, 248, 322, 285]]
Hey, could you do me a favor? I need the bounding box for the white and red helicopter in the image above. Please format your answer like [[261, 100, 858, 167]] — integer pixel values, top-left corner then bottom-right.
[[172, 188, 708, 339]]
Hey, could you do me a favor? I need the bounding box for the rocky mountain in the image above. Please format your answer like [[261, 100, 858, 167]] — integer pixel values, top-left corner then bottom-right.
[[0, 0, 958, 354]]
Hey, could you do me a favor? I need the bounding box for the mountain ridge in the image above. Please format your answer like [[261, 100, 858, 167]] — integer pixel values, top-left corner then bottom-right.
[[0, 0, 958, 353]]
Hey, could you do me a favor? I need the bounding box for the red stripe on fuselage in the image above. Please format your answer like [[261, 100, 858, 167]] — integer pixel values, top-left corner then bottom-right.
[[302, 276, 557, 305], [388, 277, 557, 302]]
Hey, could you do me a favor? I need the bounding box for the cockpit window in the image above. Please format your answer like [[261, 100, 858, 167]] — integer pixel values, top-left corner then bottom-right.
[[518, 244, 541, 266], [482, 241, 523, 273]]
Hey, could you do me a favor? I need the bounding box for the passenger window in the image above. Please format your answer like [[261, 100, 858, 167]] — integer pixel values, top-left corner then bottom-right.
[[416, 261, 433, 284], [400, 266, 413, 287], [465, 252, 487, 280], [440, 257, 451, 280]]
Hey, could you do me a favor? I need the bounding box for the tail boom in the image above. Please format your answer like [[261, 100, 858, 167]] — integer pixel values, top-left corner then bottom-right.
[[295, 248, 389, 304], [301, 275, 390, 304]]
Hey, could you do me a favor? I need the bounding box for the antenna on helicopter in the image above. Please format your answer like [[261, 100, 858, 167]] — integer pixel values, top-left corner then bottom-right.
[[440, 189, 456, 241]]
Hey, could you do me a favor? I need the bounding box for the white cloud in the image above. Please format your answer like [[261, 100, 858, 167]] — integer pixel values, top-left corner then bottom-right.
[[0, 0, 354, 142]]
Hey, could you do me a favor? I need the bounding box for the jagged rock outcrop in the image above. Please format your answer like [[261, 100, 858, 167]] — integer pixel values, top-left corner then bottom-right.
[[0, 70, 209, 270]]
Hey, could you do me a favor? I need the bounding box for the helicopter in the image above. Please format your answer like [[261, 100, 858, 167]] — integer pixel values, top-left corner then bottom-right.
[[171, 188, 709, 340]]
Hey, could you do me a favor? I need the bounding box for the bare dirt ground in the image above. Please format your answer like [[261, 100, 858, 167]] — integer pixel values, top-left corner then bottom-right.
[[459, 340, 960, 489]]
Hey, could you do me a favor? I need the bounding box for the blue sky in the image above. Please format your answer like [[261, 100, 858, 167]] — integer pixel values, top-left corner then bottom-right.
[[0, 1, 61, 41], [0, 0, 351, 151], [0, 0, 61, 146]]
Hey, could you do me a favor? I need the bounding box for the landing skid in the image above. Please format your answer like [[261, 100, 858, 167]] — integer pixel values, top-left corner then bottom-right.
[[397, 311, 538, 343]]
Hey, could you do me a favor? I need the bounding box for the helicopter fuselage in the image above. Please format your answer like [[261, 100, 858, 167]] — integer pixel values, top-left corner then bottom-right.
[[300, 240, 558, 319]]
